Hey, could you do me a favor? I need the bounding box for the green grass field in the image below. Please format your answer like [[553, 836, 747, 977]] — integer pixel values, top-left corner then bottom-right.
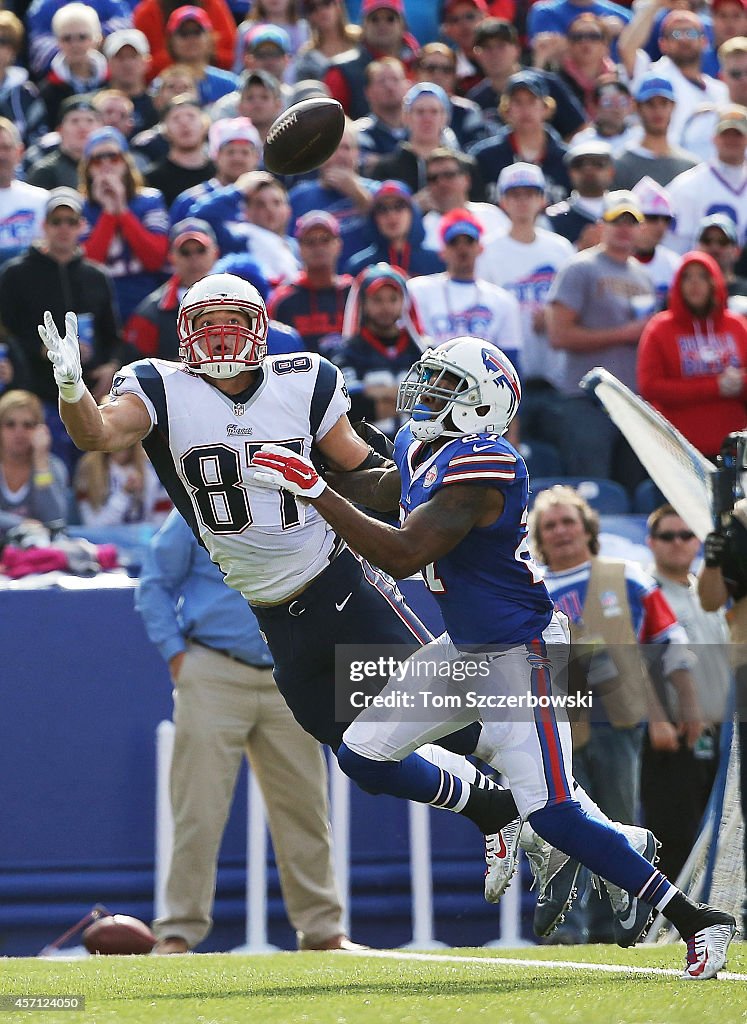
[[1, 944, 745, 1024]]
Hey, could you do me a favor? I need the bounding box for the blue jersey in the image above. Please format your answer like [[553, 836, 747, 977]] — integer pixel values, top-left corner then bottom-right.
[[394, 424, 553, 647]]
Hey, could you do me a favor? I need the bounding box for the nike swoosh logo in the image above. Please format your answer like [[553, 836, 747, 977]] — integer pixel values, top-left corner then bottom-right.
[[619, 899, 639, 929], [473, 444, 493, 452], [336, 593, 353, 612], [688, 952, 708, 977], [497, 832, 507, 858]]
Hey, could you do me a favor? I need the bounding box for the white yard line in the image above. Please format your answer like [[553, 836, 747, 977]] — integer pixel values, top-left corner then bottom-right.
[[343, 947, 747, 982]]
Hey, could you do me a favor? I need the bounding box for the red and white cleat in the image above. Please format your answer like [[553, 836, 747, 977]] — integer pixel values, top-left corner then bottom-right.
[[484, 816, 522, 904], [682, 915, 738, 980]]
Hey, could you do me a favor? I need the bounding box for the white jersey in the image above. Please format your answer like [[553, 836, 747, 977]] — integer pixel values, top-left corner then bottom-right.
[[476, 228, 572, 382], [634, 244, 680, 307], [406, 272, 523, 359], [110, 353, 350, 603], [665, 160, 747, 254]]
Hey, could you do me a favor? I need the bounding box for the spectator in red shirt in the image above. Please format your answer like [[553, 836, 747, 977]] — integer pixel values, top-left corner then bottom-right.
[[133, 0, 237, 78], [637, 250, 747, 460]]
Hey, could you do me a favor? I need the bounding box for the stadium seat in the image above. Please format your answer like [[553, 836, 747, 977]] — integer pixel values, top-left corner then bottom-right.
[[528, 477, 631, 514], [518, 441, 563, 479], [633, 478, 666, 515]]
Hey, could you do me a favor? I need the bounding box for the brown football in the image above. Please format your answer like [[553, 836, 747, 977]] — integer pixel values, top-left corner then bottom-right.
[[82, 914, 156, 955], [264, 97, 345, 175]]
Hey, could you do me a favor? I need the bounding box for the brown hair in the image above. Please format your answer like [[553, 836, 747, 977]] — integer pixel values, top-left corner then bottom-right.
[[79, 145, 144, 203], [299, 0, 360, 53], [498, 90, 556, 122], [529, 485, 600, 564], [364, 55, 405, 86], [647, 503, 679, 536], [74, 444, 146, 510]]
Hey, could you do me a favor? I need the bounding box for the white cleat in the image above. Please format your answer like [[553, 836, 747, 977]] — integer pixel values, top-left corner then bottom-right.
[[682, 915, 738, 980], [484, 816, 522, 904]]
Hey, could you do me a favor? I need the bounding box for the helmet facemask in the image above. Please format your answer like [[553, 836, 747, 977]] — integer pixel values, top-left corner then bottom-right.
[[398, 356, 482, 441], [178, 297, 268, 378]]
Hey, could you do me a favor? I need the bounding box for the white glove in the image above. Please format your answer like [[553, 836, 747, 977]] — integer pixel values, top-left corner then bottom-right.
[[249, 443, 327, 499], [38, 310, 86, 403]]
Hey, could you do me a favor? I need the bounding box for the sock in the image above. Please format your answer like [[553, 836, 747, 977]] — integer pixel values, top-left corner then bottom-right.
[[661, 892, 736, 939], [463, 786, 520, 834], [529, 801, 673, 900], [417, 744, 498, 789], [337, 743, 466, 809], [337, 743, 519, 829]]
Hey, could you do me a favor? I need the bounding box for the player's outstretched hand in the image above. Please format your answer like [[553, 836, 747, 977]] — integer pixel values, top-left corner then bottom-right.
[[250, 444, 327, 499], [38, 311, 86, 403]]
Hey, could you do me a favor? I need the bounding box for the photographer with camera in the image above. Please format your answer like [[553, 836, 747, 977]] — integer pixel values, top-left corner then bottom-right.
[[698, 482, 747, 938]]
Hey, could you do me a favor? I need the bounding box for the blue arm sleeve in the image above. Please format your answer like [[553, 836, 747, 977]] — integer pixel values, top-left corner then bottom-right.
[[134, 512, 195, 664]]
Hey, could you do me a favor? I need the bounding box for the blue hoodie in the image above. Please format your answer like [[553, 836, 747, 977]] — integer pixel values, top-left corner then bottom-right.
[[344, 199, 444, 279]]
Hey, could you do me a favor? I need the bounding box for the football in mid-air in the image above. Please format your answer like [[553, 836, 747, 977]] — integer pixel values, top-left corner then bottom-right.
[[82, 914, 157, 955], [263, 97, 345, 175]]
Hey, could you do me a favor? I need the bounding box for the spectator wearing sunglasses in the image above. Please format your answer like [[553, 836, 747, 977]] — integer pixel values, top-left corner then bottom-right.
[[544, 139, 614, 249], [696, 213, 747, 311], [323, 0, 419, 121], [27, 0, 132, 79], [555, 13, 617, 118], [439, 0, 489, 96], [418, 146, 508, 251], [467, 18, 586, 141], [413, 42, 490, 150], [681, 36, 747, 162], [644, 503, 730, 882], [527, 0, 631, 67], [39, 4, 110, 130], [614, 74, 698, 191], [79, 126, 170, 321], [344, 180, 444, 278], [637, 251, 747, 461], [569, 76, 641, 159], [619, 8, 727, 147], [630, 176, 679, 310]]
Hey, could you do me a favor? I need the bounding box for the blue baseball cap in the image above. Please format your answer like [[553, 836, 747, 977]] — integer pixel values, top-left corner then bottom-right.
[[404, 82, 451, 112], [634, 74, 675, 104], [84, 126, 129, 159], [505, 70, 548, 99]]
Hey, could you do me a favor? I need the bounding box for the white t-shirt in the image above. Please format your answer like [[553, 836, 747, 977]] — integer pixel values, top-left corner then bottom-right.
[[634, 243, 680, 306], [476, 228, 573, 382], [0, 180, 47, 264], [406, 272, 523, 362], [422, 202, 509, 251]]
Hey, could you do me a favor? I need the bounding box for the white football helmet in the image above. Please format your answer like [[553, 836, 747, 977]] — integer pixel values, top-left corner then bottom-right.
[[177, 273, 268, 378], [398, 337, 521, 441]]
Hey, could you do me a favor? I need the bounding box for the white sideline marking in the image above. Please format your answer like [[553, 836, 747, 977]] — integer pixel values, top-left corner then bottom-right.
[[343, 947, 747, 982]]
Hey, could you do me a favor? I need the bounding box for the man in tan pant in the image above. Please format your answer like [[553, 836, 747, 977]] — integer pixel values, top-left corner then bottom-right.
[[136, 510, 359, 953]]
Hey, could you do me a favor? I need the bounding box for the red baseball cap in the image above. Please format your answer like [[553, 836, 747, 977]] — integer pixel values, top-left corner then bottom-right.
[[166, 6, 213, 33], [361, 0, 404, 16], [443, 0, 489, 16], [439, 207, 484, 244]]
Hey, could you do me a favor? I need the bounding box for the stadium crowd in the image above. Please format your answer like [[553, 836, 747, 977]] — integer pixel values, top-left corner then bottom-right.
[[0, 0, 744, 949]]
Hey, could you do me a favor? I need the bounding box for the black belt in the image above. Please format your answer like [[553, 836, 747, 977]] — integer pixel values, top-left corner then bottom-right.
[[189, 638, 273, 670]]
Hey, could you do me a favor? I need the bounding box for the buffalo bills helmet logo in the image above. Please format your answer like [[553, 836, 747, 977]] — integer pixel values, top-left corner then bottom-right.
[[481, 347, 520, 419]]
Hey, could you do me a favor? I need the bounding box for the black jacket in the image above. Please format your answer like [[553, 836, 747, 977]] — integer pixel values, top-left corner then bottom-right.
[[0, 245, 125, 404]]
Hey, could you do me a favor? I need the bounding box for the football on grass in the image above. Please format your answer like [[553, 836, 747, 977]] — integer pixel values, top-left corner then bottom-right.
[[264, 97, 345, 175], [83, 914, 156, 955]]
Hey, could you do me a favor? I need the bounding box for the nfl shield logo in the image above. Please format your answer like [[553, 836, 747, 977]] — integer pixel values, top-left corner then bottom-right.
[[424, 466, 439, 488], [233, 404, 244, 416]]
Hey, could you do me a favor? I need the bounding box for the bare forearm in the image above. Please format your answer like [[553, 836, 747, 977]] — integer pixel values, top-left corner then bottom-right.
[[58, 389, 111, 450], [325, 466, 401, 513], [697, 566, 729, 611], [549, 320, 642, 352], [668, 668, 702, 720], [312, 488, 424, 577]]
